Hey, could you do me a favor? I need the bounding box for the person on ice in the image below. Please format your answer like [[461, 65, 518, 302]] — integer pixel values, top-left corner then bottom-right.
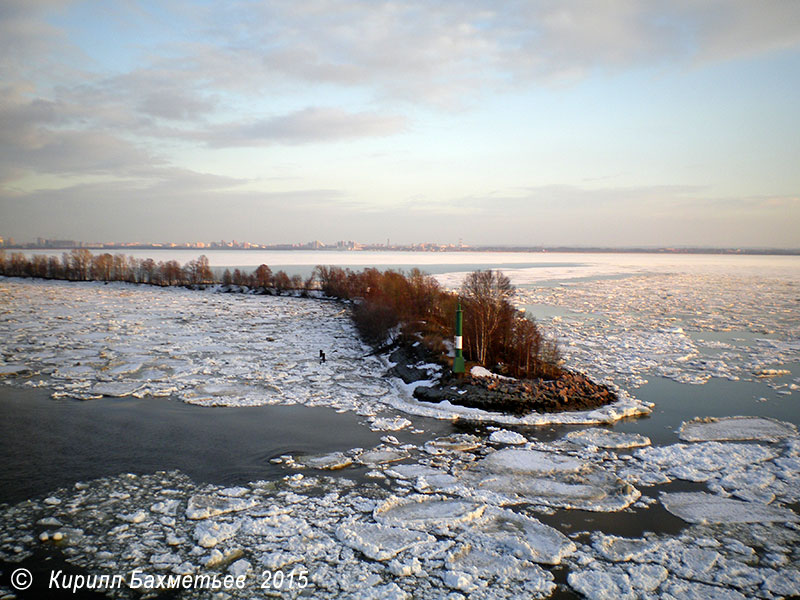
[[319, 350, 326, 364]]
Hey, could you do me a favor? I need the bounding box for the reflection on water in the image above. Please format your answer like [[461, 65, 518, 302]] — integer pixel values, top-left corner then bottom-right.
[[611, 366, 800, 446]]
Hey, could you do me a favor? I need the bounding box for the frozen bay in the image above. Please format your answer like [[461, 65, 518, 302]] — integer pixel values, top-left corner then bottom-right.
[[1, 253, 799, 599]]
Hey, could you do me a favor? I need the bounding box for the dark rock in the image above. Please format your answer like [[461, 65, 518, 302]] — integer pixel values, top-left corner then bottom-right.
[[413, 369, 617, 416], [413, 386, 447, 403]]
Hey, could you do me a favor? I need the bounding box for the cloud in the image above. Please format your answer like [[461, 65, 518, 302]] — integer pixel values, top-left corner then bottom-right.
[[197, 0, 800, 102], [198, 107, 407, 147], [0, 175, 345, 242], [0, 89, 162, 183], [1, 0, 798, 249]]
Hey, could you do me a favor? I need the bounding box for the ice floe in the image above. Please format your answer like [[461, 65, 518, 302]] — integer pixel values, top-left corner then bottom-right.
[[565, 428, 651, 449], [335, 522, 435, 561], [660, 492, 799, 524], [475, 448, 585, 475], [488, 429, 528, 444], [458, 447, 641, 512], [374, 495, 486, 531], [678, 416, 797, 443]]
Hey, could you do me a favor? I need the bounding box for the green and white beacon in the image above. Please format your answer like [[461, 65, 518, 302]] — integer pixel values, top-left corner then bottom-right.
[[453, 302, 466, 374]]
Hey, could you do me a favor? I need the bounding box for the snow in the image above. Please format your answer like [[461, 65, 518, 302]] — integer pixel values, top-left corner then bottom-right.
[[470, 366, 515, 381]]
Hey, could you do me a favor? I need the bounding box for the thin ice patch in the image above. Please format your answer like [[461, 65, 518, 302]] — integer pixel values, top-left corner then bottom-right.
[[566, 428, 651, 449], [476, 448, 584, 475], [295, 452, 353, 470], [678, 416, 797, 443], [660, 492, 799, 524]]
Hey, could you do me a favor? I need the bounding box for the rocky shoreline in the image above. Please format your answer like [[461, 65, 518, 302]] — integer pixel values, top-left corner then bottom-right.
[[387, 345, 617, 416]]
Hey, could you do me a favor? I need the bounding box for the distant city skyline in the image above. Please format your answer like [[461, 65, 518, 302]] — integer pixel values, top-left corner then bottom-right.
[[1, 1, 799, 248], [3, 235, 797, 255]]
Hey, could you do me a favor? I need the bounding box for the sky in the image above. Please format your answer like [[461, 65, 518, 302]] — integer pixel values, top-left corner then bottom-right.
[[1, 0, 799, 248]]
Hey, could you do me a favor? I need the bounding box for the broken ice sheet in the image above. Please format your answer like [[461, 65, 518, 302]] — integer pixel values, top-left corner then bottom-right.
[[514, 272, 800, 390], [356, 448, 409, 466], [632, 441, 778, 483], [459, 448, 641, 512], [475, 448, 585, 475], [460, 506, 577, 565], [488, 429, 528, 445], [1, 278, 656, 427]]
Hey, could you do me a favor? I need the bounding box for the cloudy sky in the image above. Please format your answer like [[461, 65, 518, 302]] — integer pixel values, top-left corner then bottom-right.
[[1, 0, 799, 247]]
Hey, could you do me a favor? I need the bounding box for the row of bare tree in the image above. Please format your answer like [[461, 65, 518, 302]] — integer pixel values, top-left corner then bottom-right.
[[0, 249, 219, 286]]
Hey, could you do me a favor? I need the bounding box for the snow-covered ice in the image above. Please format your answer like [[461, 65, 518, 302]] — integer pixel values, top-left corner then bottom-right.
[[514, 272, 799, 389], [0, 278, 650, 426]]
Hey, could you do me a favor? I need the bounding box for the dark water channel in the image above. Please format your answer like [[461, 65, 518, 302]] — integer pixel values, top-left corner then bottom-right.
[[0, 386, 418, 505]]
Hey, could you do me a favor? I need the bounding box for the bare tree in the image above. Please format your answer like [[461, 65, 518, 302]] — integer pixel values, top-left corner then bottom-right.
[[460, 270, 515, 365], [139, 258, 156, 284], [69, 249, 93, 281], [273, 270, 291, 293], [91, 253, 114, 281], [31, 255, 49, 278], [195, 255, 214, 284], [254, 264, 272, 288], [113, 254, 134, 282], [160, 260, 183, 286]]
